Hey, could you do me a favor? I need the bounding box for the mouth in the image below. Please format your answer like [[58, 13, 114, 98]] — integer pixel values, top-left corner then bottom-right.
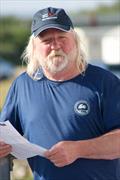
[[50, 54, 63, 60], [52, 54, 62, 57]]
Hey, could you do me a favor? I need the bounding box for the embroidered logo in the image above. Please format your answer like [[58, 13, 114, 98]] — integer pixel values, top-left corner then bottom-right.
[[74, 100, 90, 116], [42, 12, 57, 21]]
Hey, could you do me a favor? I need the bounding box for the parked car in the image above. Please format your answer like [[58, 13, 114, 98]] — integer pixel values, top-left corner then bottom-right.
[[0, 58, 15, 80]]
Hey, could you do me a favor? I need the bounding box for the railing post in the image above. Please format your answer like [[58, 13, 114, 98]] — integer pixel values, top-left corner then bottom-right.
[[0, 155, 14, 180]]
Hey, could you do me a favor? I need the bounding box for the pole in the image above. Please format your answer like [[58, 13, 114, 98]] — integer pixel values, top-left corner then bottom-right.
[[0, 155, 14, 180]]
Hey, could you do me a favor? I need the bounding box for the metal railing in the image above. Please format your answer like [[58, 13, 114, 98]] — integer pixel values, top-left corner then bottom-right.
[[0, 155, 14, 180]]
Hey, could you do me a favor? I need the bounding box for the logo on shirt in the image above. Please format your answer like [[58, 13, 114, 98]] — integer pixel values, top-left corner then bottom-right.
[[74, 100, 90, 116]]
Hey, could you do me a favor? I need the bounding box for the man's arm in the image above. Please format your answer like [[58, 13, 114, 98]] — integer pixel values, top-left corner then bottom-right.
[[77, 129, 120, 160], [45, 129, 120, 167]]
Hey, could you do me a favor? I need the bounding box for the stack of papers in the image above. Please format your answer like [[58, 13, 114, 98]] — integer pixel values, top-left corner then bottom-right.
[[0, 121, 47, 159]]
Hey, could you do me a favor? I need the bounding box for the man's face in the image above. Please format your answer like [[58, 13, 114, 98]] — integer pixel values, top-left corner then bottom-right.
[[34, 28, 77, 74]]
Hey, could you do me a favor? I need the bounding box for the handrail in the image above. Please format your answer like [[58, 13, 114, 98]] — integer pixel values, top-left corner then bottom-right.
[[0, 155, 14, 180]]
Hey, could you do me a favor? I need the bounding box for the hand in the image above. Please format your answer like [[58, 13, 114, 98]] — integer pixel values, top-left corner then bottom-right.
[[0, 140, 12, 158], [44, 141, 79, 167]]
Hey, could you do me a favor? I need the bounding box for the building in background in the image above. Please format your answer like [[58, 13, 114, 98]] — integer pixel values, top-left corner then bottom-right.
[[102, 26, 120, 67]]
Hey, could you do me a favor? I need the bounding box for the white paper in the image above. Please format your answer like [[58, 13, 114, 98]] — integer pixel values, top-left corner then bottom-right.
[[0, 120, 47, 159]]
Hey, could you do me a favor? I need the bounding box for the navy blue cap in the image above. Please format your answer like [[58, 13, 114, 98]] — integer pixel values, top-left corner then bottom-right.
[[31, 7, 74, 37]]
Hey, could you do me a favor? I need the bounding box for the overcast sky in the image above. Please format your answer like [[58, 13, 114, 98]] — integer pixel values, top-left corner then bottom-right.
[[0, 0, 116, 18]]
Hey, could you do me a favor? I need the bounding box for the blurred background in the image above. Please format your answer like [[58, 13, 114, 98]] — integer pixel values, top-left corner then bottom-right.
[[0, 0, 120, 179]]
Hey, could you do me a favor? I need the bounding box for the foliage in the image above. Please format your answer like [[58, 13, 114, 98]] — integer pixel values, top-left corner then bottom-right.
[[95, 1, 120, 15], [0, 17, 31, 65], [71, 1, 120, 16]]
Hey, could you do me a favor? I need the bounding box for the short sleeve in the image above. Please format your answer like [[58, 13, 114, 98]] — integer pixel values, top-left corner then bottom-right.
[[0, 80, 23, 135], [102, 73, 120, 132]]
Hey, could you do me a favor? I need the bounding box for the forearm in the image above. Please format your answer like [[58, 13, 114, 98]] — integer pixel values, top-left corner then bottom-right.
[[77, 129, 120, 160]]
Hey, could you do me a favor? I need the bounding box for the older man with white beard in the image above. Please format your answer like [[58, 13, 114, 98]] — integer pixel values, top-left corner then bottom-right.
[[0, 7, 120, 180]]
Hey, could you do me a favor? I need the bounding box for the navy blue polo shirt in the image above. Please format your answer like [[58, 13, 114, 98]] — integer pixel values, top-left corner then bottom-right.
[[0, 64, 120, 180]]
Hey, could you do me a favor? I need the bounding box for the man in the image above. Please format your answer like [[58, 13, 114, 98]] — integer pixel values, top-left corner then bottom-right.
[[0, 7, 120, 180]]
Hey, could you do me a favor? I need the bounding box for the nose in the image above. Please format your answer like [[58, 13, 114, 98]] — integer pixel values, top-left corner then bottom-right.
[[50, 38, 61, 50]]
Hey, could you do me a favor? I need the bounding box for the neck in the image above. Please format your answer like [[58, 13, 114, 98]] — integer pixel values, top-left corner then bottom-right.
[[43, 66, 81, 81]]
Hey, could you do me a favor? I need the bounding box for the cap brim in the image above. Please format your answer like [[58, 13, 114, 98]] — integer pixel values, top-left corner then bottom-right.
[[33, 24, 71, 37]]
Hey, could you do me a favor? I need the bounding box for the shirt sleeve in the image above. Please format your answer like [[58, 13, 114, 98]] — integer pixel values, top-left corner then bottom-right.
[[102, 73, 120, 132], [0, 79, 23, 135]]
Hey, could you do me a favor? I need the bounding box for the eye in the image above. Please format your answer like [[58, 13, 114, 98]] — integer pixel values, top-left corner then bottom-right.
[[58, 36, 67, 42], [40, 38, 52, 45], [42, 39, 51, 44], [59, 36, 66, 40]]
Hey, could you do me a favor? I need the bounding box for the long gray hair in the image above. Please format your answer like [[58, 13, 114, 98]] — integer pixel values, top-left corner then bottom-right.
[[21, 29, 88, 80]]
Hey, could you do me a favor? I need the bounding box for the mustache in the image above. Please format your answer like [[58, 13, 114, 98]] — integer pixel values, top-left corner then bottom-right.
[[49, 50, 66, 57]]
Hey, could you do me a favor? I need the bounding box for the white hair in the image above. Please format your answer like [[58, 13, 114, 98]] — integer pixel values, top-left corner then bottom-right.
[[21, 29, 88, 80]]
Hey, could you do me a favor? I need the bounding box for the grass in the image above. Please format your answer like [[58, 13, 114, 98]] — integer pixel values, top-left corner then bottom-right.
[[0, 66, 26, 110], [0, 78, 13, 110]]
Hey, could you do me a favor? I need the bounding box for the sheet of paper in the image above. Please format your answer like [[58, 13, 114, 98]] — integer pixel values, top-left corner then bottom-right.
[[0, 120, 47, 159]]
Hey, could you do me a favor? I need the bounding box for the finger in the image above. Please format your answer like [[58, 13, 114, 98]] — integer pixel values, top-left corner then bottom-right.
[[0, 142, 11, 147], [44, 149, 58, 158], [48, 156, 66, 166], [47, 152, 63, 161], [0, 151, 11, 158], [0, 142, 8, 146], [0, 144, 12, 151], [0, 148, 11, 154], [0, 148, 12, 158], [54, 161, 67, 167], [54, 158, 72, 167], [0, 143, 11, 147], [50, 158, 65, 165], [0, 145, 12, 157]]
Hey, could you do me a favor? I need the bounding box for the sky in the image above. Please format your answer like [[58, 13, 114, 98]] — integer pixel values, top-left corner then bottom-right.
[[0, 0, 116, 18]]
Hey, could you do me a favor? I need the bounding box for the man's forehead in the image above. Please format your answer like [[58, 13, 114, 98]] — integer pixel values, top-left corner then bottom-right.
[[39, 28, 68, 37]]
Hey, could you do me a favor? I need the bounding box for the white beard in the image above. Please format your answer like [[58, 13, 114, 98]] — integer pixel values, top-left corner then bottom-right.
[[45, 51, 68, 73], [37, 49, 77, 74]]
